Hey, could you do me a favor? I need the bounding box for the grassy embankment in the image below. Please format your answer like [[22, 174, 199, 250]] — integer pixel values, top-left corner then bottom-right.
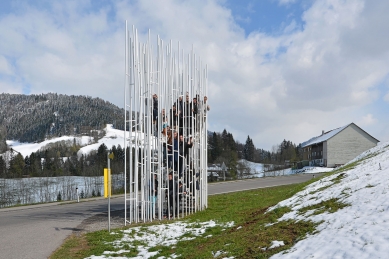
[[51, 172, 343, 259]]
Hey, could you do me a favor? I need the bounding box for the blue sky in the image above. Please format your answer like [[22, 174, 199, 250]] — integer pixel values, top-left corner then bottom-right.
[[0, 0, 388, 150], [226, 0, 306, 36]]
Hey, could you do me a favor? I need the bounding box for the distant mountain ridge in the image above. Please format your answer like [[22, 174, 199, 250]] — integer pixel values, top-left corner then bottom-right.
[[0, 93, 125, 149]]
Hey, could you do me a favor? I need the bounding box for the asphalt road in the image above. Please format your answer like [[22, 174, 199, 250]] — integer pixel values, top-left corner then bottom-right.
[[0, 173, 324, 259], [208, 173, 324, 195]]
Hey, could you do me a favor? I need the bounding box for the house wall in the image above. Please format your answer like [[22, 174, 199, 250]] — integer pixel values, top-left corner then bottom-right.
[[310, 143, 322, 159], [323, 141, 328, 166], [326, 124, 378, 167], [303, 147, 309, 161]]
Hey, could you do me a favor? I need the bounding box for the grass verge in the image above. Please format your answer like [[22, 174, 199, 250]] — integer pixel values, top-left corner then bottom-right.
[[51, 174, 331, 259]]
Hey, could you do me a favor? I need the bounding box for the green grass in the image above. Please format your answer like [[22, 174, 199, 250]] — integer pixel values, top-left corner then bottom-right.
[[298, 198, 350, 216], [51, 173, 338, 259]]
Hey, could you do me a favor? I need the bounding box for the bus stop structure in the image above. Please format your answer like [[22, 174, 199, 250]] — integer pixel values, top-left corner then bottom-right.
[[123, 23, 209, 224]]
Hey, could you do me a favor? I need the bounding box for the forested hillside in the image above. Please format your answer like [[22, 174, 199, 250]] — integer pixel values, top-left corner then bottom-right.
[[0, 93, 125, 146], [0, 93, 302, 179], [208, 129, 303, 178]]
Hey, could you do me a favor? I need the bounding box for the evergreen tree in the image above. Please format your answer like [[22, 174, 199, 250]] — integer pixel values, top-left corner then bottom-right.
[[0, 156, 6, 178], [209, 132, 222, 163], [243, 135, 255, 162], [116, 145, 125, 162], [9, 152, 25, 178], [97, 143, 108, 168], [77, 154, 85, 175]]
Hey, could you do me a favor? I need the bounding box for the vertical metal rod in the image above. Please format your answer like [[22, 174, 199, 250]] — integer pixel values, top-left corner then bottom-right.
[[107, 153, 111, 232], [124, 20, 128, 227]]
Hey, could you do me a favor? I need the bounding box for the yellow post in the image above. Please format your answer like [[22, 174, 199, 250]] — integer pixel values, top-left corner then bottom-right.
[[104, 168, 111, 198], [108, 169, 111, 197]]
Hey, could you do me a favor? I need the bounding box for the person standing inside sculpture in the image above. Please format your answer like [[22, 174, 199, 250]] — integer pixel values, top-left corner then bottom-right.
[[152, 94, 158, 136], [191, 97, 199, 133], [172, 131, 179, 173], [169, 105, 179, 130], [201, 96, 210, 120], [175, 96, 184, 134], [152, 94, 158, 123], [184, 94, 193, 135], [161, 125, 168, 166], [178, 134, 193, 178], [166, 173, 176, 217], [195, 95, 210, 134], [149, 173, 158, 218]]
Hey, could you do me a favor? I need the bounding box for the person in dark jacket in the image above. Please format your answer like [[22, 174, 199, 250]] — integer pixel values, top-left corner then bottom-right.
[[170, 105, 179, 130], [152, 94, 158, 123], [166, 173, 176, 217], [178, 135, 193, 177], [174, 96, 184, 134], [191, 97, 199, 133], [184, 94, 192, 135]]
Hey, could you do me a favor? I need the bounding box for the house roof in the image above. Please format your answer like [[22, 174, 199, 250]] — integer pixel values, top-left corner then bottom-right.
[[301, 125, 348, 148], [301, 123, 379, 148]]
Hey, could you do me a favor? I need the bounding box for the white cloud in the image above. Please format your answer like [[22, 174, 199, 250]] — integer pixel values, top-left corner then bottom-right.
[[0, 0, 389, 149], [278, 0, 297, 5], [0, 81, 23, 94], [0, 56, 13, 75], [357, 114, 377, 127]]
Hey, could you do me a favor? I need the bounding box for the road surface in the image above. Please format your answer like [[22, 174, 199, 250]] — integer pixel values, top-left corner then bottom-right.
[[0, 173, 325, 259]]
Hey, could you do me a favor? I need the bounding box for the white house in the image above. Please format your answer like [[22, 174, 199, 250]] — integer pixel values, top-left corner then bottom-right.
[[301, 123, 379, 168]]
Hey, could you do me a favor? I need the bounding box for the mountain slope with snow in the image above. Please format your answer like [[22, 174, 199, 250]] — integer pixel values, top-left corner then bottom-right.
[[6, 124, 124, 158], [6, 124, 154, 159]]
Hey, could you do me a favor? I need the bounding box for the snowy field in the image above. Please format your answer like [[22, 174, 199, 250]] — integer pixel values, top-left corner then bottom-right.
[[240, 159, 334, 178], [6, 124, 129, 158], [268, 141, 389, 258], [0, 174, 124, 207]]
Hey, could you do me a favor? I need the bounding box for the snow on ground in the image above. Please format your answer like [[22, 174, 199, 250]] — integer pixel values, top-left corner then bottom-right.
[[241, 159, 264, 174], [240, 159, 333, 178], [6, 124, 155, 159], [85, 220, 235, 259], [7, 125, 389, 258], [269, 141, 389, 258], [82, 141, 389, 258], [291, 166, 334, 174], [7, 135, 94, 158], [77, 125, 128, 157]]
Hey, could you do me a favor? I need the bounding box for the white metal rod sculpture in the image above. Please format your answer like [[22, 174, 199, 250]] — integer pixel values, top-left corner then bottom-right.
[[124, 23, 208, 224]]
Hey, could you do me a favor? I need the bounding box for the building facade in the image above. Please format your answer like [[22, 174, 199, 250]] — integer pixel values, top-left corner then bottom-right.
[[301, 123, 379, 168]]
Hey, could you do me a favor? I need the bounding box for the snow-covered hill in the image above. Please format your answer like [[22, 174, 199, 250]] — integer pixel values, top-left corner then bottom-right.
[[6, 124, 125, 158], [6, 124, 154, 159], [269, 141, 389, 258]]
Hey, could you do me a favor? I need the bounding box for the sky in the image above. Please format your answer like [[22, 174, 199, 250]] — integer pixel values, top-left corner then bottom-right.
[[84, 140, 389, 258], [1, 0, 389, 150]]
